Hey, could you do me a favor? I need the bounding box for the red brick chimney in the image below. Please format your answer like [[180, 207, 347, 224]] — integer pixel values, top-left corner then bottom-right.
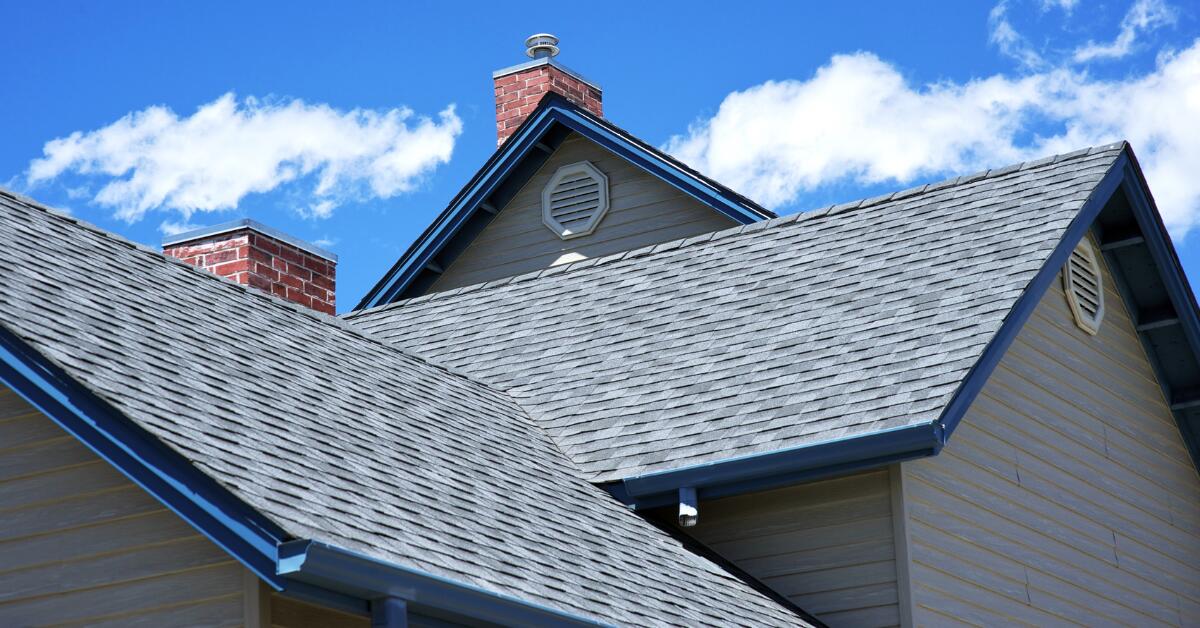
[[163, 219, 337, 315], [494, 34, 602, 147]]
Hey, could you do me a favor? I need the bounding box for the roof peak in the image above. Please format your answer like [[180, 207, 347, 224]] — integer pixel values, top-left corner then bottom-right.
[[347, 141, 1128, 320]]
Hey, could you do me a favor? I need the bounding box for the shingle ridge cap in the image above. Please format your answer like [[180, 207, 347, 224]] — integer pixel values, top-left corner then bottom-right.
[[0, 187, 511, 398], [346, 141, 1127, 319]]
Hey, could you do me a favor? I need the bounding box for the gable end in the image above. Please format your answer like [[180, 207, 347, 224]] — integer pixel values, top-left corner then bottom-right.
[[355, 94, 774, 309]]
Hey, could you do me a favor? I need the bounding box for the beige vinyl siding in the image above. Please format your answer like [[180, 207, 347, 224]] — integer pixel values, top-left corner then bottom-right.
[[270, 593, 369, 627], [0, 384, 246, 626], [267, 590, 466, 627], [429, 133, 736, 292], [902, 254, 1200, 625], [682, 469, 902, 627]]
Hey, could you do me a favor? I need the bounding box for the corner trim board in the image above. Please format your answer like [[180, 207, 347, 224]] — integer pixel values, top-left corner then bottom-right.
[[889, 464, 916, 628]]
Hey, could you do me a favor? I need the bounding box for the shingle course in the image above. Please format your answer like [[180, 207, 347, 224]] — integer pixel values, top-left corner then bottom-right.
[[348, 144, 1126, 482], [0, 189, 808, 626]]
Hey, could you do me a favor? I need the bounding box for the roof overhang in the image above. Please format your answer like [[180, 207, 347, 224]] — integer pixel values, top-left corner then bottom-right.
[[0, 320, 607, 624], [607, 145, 1200, 510], [354, 93, 774, 310], [0, 321, 289, 586], [278, 540, 606, 627]]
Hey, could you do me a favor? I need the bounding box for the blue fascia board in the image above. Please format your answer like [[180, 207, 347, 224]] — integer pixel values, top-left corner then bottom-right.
[[543, 106, 772, 224], [357, 113, 562, 309], [278, 540, 608, 627], [0, 323, 289, 588], [355, 98, 771, 310], [611, 150, 1139, 508], [938, 152, 1129, 438], [1117, 157, 1200, 469], [613, 423, 943, 508]]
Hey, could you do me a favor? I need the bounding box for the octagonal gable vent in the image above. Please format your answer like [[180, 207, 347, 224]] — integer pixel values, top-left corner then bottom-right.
[[542, 161, 609, 240], [1064, 238, 1104, 335]]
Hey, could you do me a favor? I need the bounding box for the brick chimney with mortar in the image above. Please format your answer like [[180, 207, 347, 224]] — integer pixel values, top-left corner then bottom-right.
[[163, 219, 337, 315], [494, 34, 602, 147]]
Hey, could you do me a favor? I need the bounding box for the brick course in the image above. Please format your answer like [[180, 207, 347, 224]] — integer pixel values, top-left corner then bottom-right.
[[164, 229, 336, 315], [494, 63, 602, 147]]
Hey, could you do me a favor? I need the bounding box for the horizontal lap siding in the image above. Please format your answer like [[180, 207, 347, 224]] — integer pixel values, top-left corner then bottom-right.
[[269, 592, 466, 627], [0, 384, 245, 626], [429, 133, 736, 292], [270, 593, 369, 627], [903, 259, 1200, 626], [682, 470, 901, 627]]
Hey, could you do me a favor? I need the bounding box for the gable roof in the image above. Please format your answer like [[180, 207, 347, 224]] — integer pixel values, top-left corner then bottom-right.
[[356, 92, 775, 309], [0, 190, 813, 626], [347, 142, 1200, 507]]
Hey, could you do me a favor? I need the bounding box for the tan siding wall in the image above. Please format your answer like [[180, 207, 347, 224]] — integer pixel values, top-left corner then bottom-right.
[[683, 469, 902, 627], [268, 591, 465, 627], [903, 257, 1200, 625], [430, 133, 736, 292], [0, 384, 246, 626], [270, 593, 369, 628]]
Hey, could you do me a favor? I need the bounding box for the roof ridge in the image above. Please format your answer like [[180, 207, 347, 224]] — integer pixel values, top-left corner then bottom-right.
[[347, 141, 1128, 319], [0, 188, 510, 397]]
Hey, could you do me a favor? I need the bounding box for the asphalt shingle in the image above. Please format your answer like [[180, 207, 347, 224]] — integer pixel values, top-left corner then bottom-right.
[[0, 190, 809, 626], [347, 143, 1127, 483]]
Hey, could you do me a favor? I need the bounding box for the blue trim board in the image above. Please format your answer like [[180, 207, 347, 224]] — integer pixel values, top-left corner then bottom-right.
[[1115, 155, 1200, 469], [278, 540, 606, 627], [936, 152, 1129, 439], [0, 323, 289, 588], [611, 147, 1200, 507], [0, 319, 610, 622], [354, 93, 773, 310], [610, 423, 943, 510]]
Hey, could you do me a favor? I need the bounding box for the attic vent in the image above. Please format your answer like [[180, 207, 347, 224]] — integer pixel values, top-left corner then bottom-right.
[[542, 161, 610, 240], [1063, 238, 1105, 334]]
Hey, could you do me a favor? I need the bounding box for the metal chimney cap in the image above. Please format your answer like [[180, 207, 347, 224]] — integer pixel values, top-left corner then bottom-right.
[[525, 33, 560, 58]]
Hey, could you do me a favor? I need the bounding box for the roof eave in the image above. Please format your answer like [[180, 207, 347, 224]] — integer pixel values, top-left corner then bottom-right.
[[0, 321, 289, 587], [612, 145, 1200, 508], [609, 422, 944, 510], [278, 540, 607, 627], [0, 318, 614, 624]]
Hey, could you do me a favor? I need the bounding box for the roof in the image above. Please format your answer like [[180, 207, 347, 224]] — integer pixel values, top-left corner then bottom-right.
[[346, 143, 1133, 486], [355, 92, 776, 309], [0, 189, 812, 626]]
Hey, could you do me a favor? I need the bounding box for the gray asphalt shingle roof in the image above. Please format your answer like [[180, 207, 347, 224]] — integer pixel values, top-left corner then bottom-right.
[[346, 143, 1127, 483], [0, 190, 810, 626]]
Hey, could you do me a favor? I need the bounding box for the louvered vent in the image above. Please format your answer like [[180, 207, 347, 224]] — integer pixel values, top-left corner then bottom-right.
[[1063, 238, 1105, 334], [542, 161, 610, 240]]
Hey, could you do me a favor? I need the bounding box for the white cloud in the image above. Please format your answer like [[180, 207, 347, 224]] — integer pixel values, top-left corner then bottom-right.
[[665, 40, 1200, 235], [27, 93, 463, 222], [158, 220, 201, 237], [304, 199, 337, 220], [1074, 0, 1176, 62], [989, 1, 1047, 69], [1041, 0, 1079, 12]]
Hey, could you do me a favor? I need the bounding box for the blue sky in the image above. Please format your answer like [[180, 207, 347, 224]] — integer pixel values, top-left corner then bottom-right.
[[2, 1, 1198, 311]]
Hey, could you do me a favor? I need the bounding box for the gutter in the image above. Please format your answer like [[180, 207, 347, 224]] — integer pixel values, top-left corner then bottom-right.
[[278, 540, 607, 627], [609, 422, 944, 510], [609, 146, 1137, 514]]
